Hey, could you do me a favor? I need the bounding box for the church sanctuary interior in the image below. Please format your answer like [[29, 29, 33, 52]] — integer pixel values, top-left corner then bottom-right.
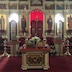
[[0, 0, 72, 72]]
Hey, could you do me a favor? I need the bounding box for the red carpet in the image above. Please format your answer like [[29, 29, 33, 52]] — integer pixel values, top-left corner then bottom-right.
[[0, 56, 72, 72]]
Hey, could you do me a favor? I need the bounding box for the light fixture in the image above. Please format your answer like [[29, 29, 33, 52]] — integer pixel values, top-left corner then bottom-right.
[[8, 13, 19, 23], [55, 13, 64, 23]]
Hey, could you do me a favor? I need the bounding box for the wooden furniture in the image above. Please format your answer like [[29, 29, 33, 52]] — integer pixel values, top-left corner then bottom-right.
[[20, 47, 50, 70], [31, 20, 43, 39]]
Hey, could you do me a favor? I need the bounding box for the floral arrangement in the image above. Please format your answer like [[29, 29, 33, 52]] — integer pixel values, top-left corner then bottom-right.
[[29, 36, 41, 43], [29, 36, 41, 48]]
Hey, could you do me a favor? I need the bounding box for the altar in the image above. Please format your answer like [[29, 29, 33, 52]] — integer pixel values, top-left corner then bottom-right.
[[20, 47, 50, 70]]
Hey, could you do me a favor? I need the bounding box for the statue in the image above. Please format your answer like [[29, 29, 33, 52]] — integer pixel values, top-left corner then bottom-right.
[[68, 15, 72, 30], [0, 16, 5, 30], [21, 15, 26, 31], [47, 15, 52, 31]]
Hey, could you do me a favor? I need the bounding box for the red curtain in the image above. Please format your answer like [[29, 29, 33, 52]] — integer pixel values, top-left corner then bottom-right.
[[30, 9, 43, 22]]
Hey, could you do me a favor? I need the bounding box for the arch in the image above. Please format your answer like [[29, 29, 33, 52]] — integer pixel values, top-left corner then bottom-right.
[[9, 20, 17, 40], [30, 9, 44, 22]]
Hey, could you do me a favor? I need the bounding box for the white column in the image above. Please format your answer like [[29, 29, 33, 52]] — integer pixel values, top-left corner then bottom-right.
[[55, 43, 59, 56], [60, 43, 63, 56], [21, 53, 27, 70], [43, 52, 50, 70], [10, 45, 13, 56], [43, 13, 46, 37], [55, 43, 63, 56], [15, 44, 19, 56]]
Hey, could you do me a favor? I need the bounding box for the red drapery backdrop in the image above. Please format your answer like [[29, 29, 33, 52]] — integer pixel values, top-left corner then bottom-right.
[[30, 9, 43, 21]]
